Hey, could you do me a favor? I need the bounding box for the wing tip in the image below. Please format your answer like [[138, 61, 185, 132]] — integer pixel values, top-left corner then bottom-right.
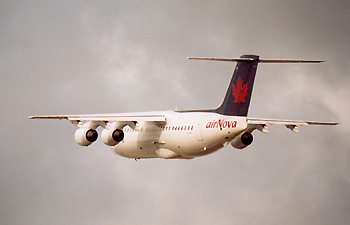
[[306, 121, 339, 125], [28, 115, 69, 120]]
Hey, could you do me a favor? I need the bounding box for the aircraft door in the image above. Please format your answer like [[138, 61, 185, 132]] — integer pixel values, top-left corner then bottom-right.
[[194, 122, 203, 141]]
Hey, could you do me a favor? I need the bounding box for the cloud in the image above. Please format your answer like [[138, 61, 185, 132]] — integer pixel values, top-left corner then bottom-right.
[[1, 1, 349, 224]]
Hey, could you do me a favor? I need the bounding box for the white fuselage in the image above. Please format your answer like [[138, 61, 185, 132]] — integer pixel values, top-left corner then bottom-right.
[[113, 111, 247, 159]]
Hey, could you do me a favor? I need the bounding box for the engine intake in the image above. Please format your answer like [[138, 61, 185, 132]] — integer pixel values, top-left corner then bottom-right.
[[231, 132, 253, 149], [102, 128, 124, 146], [75, 128, 98, 146]]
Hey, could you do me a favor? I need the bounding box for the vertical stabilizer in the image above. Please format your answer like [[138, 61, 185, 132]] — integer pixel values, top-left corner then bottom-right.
[[215, 55, 259, 116]]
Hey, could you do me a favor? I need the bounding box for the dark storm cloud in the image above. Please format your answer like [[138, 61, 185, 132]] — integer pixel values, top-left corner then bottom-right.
[[1, 1, 349, 224]]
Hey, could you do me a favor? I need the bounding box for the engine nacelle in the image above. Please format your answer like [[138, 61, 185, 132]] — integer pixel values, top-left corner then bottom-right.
[[74, 128, 98, 146], [102, 128, 124, 146], [231, 132, 253, 149]]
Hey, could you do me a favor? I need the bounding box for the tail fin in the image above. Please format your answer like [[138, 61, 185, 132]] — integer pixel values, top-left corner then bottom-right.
[[215, 54, 259, 116], [188, 55, 323, 116]]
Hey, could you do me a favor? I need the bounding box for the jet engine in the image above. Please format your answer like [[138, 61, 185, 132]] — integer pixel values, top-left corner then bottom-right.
[[102, 128, 124, 146], [231, 132, 253, 149], [74, 128, 98, 146]]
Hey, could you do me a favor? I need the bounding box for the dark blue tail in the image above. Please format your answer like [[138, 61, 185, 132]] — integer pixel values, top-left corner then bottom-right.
[[215, 55, 259, 116]]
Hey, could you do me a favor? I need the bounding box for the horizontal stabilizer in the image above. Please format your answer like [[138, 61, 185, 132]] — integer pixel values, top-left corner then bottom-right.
[[188, 57, 324, 63], [188, 57, 256, 62]]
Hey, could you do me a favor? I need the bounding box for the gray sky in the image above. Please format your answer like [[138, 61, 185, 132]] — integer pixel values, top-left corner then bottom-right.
[[1, 1, 349, 224]]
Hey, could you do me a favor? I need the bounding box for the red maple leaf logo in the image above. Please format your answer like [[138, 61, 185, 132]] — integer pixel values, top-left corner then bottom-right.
[[232, 76, 248, 103]]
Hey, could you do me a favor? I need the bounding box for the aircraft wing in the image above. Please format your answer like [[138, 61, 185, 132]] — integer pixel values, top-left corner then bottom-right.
[[29, 113, 167, 130], [247, 118, 338, 133], [29, 114, 166, 122]]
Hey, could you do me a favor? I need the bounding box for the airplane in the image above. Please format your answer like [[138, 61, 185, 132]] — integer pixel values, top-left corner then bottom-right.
[[29, 55, 338, 159]]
